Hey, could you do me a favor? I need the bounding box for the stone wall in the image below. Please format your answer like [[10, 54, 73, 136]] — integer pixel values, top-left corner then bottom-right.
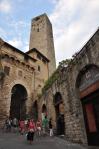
[[0, 44, 35, 126], [38, 28, 99, 145]]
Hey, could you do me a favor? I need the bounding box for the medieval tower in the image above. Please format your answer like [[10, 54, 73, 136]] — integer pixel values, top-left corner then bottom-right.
[[29, 13, 56, 76], [0, 13, 56, 125]]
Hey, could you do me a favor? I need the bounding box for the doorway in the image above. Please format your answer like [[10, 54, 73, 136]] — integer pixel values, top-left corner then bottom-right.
[[10, 84, 27, 120], [54, 92, 65, 135], [82, 90, 99, 146], [42, 104, 47, 120]]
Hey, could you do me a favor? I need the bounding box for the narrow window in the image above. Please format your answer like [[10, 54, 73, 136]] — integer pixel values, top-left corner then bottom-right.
[[37, 28, 39, 32], [38, 65, 40, 72]]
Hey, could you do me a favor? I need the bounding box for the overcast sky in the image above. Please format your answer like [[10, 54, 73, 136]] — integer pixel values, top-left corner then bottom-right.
[[0, 0, 99, 66]]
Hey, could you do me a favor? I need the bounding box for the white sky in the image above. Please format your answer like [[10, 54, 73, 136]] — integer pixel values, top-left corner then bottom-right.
[[0, 0, 99, 66]]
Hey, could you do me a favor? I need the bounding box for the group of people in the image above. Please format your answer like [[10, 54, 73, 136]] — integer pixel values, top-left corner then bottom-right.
[[3, 116, 53, 144], [4, 117, 18, 133]]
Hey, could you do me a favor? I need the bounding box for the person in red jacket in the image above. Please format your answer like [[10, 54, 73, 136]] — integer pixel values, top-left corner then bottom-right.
[[19, 120, 25, 135], [27, 119, 36, 144]]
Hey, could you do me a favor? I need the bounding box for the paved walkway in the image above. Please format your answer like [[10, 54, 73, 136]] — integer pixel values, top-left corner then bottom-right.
[[0, 132, 98, 149]]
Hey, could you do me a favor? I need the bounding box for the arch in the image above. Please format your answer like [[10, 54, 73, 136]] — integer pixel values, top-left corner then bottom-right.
[[41, 104, 47, 120], [54, 92, 65, 135], [6, 80, 30, 118], [9, 80, 30, 99], [3, 54, 9, 61], [53, 92, 62, 106], [76, 64, 99, 89], [16, 59, 20, 64], [76, 64, 99, 146], [10, 57, 16, 61], [4, 54, 9, 58], [10, 84, 27, 120], [42, 104, 47, 113], [21, 62, 25, 66]]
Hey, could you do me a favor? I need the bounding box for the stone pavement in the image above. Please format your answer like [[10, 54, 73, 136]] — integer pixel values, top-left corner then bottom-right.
[[0, 132, 98, 149]]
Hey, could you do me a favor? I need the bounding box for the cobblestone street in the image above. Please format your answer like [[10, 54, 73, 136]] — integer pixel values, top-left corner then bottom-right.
[[0, 132, 98, 149]]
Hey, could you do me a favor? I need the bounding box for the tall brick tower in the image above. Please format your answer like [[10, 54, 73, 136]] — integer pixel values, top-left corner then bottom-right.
[[29, 13, 56, 77]]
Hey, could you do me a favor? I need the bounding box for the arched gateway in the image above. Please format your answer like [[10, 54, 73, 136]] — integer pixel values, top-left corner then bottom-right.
[[76, 64, 99, 146], [10, 84, 27, 120], [53, 92, 65, 135], [42, 104, 47, 120]]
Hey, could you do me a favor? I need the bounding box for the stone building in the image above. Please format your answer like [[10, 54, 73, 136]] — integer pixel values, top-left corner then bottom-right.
[[38, 28, 99, 146], [0, 14, 56, 125], [29, 14, 56, 76]]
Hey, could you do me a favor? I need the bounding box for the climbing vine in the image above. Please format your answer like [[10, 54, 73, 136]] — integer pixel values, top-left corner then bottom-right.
[[42, 52, 81, 93], [42, 69, 59, 93]]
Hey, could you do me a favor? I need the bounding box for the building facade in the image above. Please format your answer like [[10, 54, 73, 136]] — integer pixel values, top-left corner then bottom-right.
[[0, 14, 56, 125], [38, 28, 99, 146]]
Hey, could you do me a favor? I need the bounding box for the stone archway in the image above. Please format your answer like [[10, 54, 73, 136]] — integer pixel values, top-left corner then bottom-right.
[[76, 64, 99, 146], [10, 84, 27, 120], [42, 104, 47, 120], [53, 92, 65, 135]]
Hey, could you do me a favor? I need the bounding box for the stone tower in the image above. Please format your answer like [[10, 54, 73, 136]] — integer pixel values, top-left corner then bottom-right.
[[29, 13, 56, 77]]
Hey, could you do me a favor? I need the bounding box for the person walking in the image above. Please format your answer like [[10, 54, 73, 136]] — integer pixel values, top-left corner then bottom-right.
[[5, 117, 12, 132], [42, 116, 48, 135], [49, 118, 53, 137], [36, 119, 42, 136], [27, 119, 36, 144], [12, 117, 18, 132], [19, 120, 25, 135]]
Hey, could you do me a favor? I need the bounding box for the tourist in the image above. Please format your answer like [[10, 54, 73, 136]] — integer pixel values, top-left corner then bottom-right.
[[27, 119, 36, 144], [36, 119, 42, 136], [5, 117, 12, 132], [24, 119, 28, 132], [42, 116, 48, 135], [49, 118, 53, 137], [19, 120, 25, 135], [12, 117, 18, 132]]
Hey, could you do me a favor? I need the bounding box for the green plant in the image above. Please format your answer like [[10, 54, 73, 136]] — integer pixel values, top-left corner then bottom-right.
[[42, 70, 59, 93], [42, 56, 79, 93]]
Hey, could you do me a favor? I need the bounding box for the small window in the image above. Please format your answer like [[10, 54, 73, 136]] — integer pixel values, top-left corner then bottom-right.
[[37, 28, 39, 32], [4, 66, 10, 75], [38, 84, 41, 87], [38, 65, 40, 72]]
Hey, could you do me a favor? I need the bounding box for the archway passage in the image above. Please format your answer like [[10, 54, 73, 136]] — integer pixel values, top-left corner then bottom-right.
[[76, 65, 99, 146], [42, 104, 47, 120], [10, 84, 27, 120], [54, 92, 65, 135], [32, 100, 38, 121]]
